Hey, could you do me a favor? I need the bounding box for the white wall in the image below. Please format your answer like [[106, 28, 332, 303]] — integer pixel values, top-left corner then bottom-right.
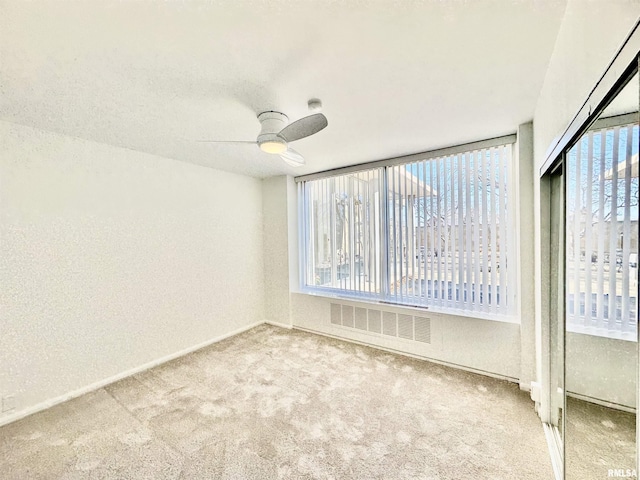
[[262, 176, 293, 326], [0, 121, 265, 423], [516, 122, 536, 390], [533, 1, 639, 408], [566, 334, 637, 409]]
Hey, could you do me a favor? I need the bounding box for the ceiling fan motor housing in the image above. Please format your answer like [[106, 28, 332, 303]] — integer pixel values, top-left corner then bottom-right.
[[257, 111, 288, 148]]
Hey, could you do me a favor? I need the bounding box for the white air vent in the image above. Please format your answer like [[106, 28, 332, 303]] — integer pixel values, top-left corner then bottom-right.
[[329, 303, 431, 345], [398, 314, 413, 340], [368, 309, 382, 333], [355, 307, 367, 330], [414, 316, 431, 343], [382, 311, 397, 336], [342, 305, 355, 328], [330, 303, 342, 325]]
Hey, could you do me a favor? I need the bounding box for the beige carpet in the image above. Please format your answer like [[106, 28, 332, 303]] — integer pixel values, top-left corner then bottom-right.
[[0, 324, 553, 479], [565, 396, 636, 480]]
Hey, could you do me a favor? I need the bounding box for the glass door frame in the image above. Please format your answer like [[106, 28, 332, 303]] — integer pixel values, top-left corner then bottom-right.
[[539, 29, 640, 479], [540, 160, 566, 480]]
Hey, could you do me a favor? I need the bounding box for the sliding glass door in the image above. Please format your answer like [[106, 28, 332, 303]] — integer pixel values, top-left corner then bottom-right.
[[563, 66, 639, 480]]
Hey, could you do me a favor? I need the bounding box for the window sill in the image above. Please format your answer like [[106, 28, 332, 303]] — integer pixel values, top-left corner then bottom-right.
[[297, 288, 520, 325], [566, 325, 638, 343]]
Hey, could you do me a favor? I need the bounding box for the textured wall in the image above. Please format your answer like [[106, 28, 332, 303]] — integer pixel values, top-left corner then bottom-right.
[[516, 122, 536, 390], [566, 333, 638, 408], [0, 121, 265, 421], [262, 176, 292, 325]]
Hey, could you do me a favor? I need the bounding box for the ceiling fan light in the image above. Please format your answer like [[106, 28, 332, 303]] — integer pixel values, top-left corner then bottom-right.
[[259, 140, 287, 154]]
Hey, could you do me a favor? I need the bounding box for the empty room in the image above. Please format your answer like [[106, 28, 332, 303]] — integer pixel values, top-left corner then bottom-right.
[[1, 1, 639, 479]]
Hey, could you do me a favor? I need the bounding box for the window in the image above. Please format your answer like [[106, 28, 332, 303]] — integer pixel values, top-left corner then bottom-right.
[[299, 138, 515, 316], [565, 118, 639, 341], [301, 169, 384, 296]]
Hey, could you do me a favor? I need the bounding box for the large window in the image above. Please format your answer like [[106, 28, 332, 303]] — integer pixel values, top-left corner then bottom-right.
[[565, 118, 639, 341], [299, 139, 515, 316], [301, 169, 384, 295]]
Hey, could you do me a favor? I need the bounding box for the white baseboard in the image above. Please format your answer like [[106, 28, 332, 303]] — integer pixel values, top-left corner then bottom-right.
[[0, 320, 264, 428], [519, 381, 532, 393], [264, 320, 293, 329], [529, 381, 542, 403]]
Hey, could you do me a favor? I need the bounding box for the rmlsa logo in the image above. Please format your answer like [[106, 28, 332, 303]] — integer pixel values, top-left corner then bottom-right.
[[608, 469, 638, 478]]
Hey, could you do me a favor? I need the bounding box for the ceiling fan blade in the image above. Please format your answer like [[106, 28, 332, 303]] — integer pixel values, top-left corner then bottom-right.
[[280, 148, 305, 167], [277, 113, 328, 142]]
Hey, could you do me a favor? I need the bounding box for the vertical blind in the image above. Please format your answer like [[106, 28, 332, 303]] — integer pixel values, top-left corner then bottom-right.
[[566, 122, 639, 341], [302, 169, 384, 295], [300, 140, 514, 315], [386, 145, 512, 313]]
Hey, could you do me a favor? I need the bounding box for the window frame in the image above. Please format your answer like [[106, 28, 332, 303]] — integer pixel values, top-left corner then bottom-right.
[[296, 134, 518, 319]]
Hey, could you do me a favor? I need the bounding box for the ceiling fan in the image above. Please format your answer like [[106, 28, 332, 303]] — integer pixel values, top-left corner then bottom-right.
[[200, 99, 328, 167]]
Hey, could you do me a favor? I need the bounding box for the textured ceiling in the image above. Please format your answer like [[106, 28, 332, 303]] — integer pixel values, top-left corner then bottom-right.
[[1, 0, 567, 178]]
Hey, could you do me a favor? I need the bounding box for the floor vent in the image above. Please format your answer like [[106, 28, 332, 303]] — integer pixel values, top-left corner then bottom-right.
[[354, 307, 367, 330], [368, 309, 382, 333], [342, 305, 355, 328], [415, 316, 431, 343], [398, 314, 413, 340], [330, 304, 431, 345], [382, 311, 397, 336]]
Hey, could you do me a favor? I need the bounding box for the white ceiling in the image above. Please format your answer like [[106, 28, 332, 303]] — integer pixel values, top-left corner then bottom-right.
[[1, 0, 567, 178]]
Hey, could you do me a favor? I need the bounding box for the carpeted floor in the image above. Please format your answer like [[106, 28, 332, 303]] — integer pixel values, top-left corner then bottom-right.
[[0, 324, 553, 479], [565, 396, 636, 480]]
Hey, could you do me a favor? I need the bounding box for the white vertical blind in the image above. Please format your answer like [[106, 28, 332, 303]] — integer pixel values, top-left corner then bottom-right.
[[464, 152, 472, 309], [481, 150, 489, 311], [473, 151, 481, 308], [450, 155, 457, 307], [382, 144, 512, 313], [621, 124, 633, 335], [570, 139, 582, 326], [499, 145, 509, 310], [487, 151, 502, 312], [584, 132, 594, 326], [566, 122, 639, 341], [301, 139, 515, 315], [303, 169, 384, 295], [596, 131, 607, 329]]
